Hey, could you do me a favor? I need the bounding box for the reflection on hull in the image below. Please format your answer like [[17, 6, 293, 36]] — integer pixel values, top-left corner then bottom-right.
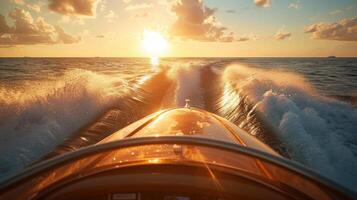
[[99, 108, 279, 156], [0, 108, 356, 200]]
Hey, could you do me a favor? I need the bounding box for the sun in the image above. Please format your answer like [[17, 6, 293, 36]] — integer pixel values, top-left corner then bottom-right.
[[141, 30, 168, 65]]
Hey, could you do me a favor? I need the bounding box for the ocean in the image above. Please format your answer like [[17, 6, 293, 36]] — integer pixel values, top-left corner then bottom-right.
[[0, 57, 356, 191]]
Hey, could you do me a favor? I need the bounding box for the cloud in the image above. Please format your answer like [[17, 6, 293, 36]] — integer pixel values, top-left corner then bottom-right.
[[289, 1, 300, 9], [170, 0, 235, 42], [0, 8, 80, 45], [237, 36, 249, 42], [0, 15, 11, 34], [10, 0, 25, 5], [274, 29, 291, 40], [305, 17, 357, 41], [237, 34, 259, 42], [9, 0, 44, 13], [329, 5, 356, 16], [254, 0, 271, 8], [55, 26, 80, 44], [27, 3, 42, 12], [48, 0, 101, 16], [329, 10, 342, 15]]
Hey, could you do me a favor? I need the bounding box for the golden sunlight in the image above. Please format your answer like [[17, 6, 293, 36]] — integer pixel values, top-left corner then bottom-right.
[[141, 30, 168, 65]]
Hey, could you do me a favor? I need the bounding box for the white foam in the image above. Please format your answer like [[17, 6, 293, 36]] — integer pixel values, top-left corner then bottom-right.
[[0, 69, 130, 181], [222, 64, 357, 191], [165, 62, 205, 108]]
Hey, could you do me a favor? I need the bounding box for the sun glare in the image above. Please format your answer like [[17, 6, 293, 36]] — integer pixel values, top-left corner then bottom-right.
[[141, 30, 168, 65]]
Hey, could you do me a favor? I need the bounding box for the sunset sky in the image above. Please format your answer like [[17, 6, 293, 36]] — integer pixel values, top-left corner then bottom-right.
[[0, 0, 356, 57]]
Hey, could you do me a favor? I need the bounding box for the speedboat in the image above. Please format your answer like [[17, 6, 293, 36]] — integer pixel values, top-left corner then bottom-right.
[[0, 105, 355, 200]]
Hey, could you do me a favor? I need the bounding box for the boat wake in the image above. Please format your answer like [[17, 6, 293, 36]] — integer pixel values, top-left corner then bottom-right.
[[0, 62, 356, 192], [216, 64, 357, 191], [0, 69, 133, 180]]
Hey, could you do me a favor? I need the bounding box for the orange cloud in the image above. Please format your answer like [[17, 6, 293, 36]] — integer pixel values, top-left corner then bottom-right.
[[10, 0, 25, 5], [305, 17, 357, 41], [236, 34, 258, 42], [237, 36, 250, 41], [0, 8, 80, 45], [275, 29, 291, 40], [0, 15, 11, 34], [254, 0, 271, 7], [48, 0, 101, 16], [170, 0, 235, 42]]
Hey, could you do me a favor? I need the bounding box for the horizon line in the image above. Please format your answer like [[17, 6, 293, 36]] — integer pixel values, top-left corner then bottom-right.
[[1, 56, 356, 58]]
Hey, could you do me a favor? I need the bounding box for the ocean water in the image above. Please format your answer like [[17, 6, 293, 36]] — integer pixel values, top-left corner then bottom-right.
[[0, 57, 356, 191]]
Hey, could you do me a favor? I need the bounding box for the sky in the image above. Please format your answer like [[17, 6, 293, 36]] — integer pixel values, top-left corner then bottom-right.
[[0, 0, 356, 57]]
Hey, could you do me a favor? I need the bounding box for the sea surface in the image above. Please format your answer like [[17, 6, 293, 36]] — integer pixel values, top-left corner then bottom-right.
[[0, 57, 356, 191]]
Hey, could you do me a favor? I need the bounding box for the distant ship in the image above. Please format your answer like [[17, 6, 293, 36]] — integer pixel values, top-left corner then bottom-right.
[[328, 56, 336, 58]]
